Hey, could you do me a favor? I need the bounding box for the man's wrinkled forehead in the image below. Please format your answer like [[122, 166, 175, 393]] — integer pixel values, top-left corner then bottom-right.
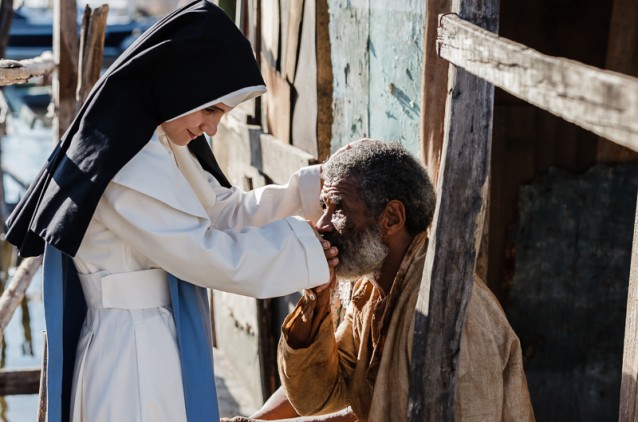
[[321, 176, 362, 204]]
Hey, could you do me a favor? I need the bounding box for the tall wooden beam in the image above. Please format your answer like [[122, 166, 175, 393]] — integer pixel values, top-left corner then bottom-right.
[[420, 0, 451, 187], [0, 0, 14, 60], [53, 0, 78, 140], [76, 4, 108, 105], [408, 0, 499, 420]]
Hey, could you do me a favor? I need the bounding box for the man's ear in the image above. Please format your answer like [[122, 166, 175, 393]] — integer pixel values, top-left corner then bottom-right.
[[380, 200, 406, 237]]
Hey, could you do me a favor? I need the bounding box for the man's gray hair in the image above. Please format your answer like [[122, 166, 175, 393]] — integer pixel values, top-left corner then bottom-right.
[[322, 139, 436, 234]]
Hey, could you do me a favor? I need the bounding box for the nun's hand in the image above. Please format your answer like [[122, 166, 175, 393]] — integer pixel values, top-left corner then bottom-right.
[[306, 221, 339, 279]]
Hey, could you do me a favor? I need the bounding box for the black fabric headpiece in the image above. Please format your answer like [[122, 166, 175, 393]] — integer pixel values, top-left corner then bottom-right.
[[6, 0, 264, 257]]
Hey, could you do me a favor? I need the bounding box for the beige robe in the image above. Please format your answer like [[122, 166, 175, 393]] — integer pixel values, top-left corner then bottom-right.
[[278, 232, 535, 421]]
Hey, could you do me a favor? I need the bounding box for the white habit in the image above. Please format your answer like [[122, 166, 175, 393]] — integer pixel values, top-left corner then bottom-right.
[[69, 132, 328, 421]]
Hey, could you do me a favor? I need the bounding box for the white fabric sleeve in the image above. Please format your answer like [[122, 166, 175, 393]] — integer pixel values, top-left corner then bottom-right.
[[207, 164, 323, 230], [94, 182, 330, 299]]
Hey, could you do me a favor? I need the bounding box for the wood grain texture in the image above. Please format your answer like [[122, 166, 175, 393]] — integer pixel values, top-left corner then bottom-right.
[[261, 55, 291, 143], [620, 195, 638, 422], [291, 0, 318, 156], [328, 0, 369, 149], [283, 0, 304, 83], [0, 256, 43, 338], [53, 0, 78, 140], [408, 1, 499, 420], [421, 0, 451, 187], [77, 4, 108, 105], [437, 13, 638, 153], [0, 368, 41, 395], [0, 53, 56, 86]]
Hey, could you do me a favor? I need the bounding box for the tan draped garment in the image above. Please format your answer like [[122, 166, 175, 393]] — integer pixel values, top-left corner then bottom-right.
[[278, 232, 535, 421]]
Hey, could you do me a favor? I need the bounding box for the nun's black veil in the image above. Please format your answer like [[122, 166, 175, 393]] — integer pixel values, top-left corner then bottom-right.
[[6, 0, 264, 257]]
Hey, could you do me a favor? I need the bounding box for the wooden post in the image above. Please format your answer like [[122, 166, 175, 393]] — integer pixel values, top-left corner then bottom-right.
[[407, 0, 499, 420], [420, 0, 451, 188], [256, 298, 277, 401], [37, 332, 47, 422], [53, 0, 78, 141], [76, 4, 109, 105], [316, 0, 332, 161], [0, 0, 14, 59]]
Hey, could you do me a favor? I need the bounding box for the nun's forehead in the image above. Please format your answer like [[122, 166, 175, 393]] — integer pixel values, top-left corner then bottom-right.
[[165, 85, 266, 122]]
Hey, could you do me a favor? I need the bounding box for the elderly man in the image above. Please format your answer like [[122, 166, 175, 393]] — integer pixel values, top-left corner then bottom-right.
[[229, 140, 535, 422]]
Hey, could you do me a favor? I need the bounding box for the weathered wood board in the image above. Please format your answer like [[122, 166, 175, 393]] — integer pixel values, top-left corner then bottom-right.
[[261, 0, 280, 68], [291, 0, 318, 157], [0, 368, 40, 395], [328, 0, 370, 150], [421, 0, 451, 186], [283, 0, 303, 83], [437, 13, 638, 153], [368, 0, 424, 153], [0, 53, 56, 86], [621, 194, 638, 422], [408, 0, 499, 419], [261, 55, 291, 144], [53, 0, 78, 140]]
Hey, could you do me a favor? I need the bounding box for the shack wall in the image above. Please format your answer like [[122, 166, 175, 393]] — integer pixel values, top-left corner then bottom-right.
[[328, 0, 424, 155]]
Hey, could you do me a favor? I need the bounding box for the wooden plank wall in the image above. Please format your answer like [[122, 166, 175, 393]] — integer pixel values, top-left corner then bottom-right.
[[213, 0, 333, 405], [259, 0, 331, 159], [368, 1, 424, 154], [328, 0, 369, 150], [328, 0, 425, 157]]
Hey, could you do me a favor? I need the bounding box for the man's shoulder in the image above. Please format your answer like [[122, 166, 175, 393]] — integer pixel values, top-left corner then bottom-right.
[[467, 275, 518, 342]]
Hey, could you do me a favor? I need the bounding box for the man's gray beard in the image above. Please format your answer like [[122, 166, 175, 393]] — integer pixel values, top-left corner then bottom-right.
[[335, 223, 389, 282]]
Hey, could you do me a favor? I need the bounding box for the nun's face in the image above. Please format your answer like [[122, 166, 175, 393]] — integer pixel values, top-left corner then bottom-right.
[[160, 103, 232, 146]]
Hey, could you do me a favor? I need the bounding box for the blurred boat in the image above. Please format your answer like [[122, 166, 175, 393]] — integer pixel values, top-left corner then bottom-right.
[[5, 4, 157, 60]]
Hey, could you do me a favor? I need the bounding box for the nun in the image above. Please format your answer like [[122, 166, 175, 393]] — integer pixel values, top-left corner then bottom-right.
[[5, 1, 336, 421]]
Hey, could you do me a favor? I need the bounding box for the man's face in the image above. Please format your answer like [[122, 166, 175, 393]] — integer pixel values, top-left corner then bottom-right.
[[317, 177, 389, 280]]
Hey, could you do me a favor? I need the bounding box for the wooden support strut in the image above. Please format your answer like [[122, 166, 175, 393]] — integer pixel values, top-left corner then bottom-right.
[[0, 255, 43, 338], [408, 1, 499, 420], [77, 4, 109, 105], [436, 13, 638, 153]]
